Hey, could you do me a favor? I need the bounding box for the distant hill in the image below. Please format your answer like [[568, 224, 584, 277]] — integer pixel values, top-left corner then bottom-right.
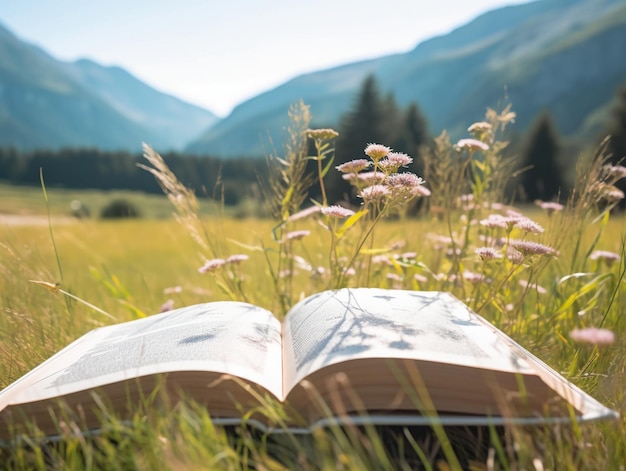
[[187, 0, 626, 158], [0, 23, 218, 151]]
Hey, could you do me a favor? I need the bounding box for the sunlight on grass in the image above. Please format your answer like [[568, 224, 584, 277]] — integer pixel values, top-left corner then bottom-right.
[[0, 103, 625, 469]]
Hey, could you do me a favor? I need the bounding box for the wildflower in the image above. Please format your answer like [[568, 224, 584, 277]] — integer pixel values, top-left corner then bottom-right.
[[414, 273, 428, 283], [372, 255, 392, 266], [321, 205, 355, 218], [536, 200, 564, 215], [305, 128, 339, 140], [603, 186, 625, 203], [480, 214, 516, 231], [589, 250, 621, 267], [287, 205, 321, 222], [163, 286, 182, 294], [519, 279, 547, 294], [387, 273, 403, 282], [286, 230, 311, 241], [602, 164, 626, 180], [475, 246, 502, 261], [226, 254, 249, 264], [467, 121, 492, 138], [342, 267, 356, 277], [336, 159, 371, 173], [455, 139, 489, 152], [386, 173, 424, 189], [359, 184, 391, 203], [357, 171, 386, 184], [514, 217, 544, 234], [310, 266, 326, 279], [462, 270, 485, 284], [400, 252, 417, 260], [506, 247, 524, 264], [198, 258, 226, 273], [508, 239, 556, 257], [364, 143, 391, 161], [570, 327, 615, 345], [379, 152, 413, 172], [160, 299, 175, 313], [417, 185, 433, 197]]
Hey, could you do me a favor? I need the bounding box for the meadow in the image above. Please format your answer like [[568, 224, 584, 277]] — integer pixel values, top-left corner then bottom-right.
[[1, 104, 625, 469]]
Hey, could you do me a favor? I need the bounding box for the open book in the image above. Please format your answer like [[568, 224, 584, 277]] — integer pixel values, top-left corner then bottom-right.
[[0, 288, 618, 439]]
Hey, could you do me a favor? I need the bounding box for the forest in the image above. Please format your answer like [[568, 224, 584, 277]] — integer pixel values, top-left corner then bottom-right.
[[2, 76, 626, 209]]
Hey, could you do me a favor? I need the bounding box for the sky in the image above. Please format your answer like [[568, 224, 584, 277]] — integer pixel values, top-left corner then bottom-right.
[[0, 0, 530, 117]]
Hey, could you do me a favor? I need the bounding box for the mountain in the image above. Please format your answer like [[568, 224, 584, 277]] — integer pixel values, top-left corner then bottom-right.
[[0, 23, 218, 151], [63, 59, 219, 150], [186, 0, 626, 158]]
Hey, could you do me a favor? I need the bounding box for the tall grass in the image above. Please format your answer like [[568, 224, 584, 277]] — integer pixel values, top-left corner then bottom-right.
[[0, 102, 625, 469]]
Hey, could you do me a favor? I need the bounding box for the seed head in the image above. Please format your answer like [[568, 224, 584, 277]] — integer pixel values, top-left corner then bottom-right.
[[306, 128, 339, 140]]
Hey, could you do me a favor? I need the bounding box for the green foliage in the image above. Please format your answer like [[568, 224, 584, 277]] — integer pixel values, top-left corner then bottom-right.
[[2, 102, 626, 469], [100, 198, 141, 219], [329, 76, 430, 205]]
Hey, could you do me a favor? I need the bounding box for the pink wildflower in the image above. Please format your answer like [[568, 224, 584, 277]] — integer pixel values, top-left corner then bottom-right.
[[160, 299, 175, 313], [198, 258, 226, 273], [359, 184, 391, 203], [226, 254, 249, 264], [506, 247, 524, 264], [467, 121, 492, 137], [287, 205, 322, 222], [518, 279, 547, 294], [286, 230, 311, 241], [414, 273, 428, 283], [386, 173, 424, 188], [536, 200, 564, 214], [570, 327, 615, 345], [602, 164, 626, 180], [357, 171, 386, 184], [321, 205, 355, 218], [372, 255, 392, 266], [508, 239, 556, 257], [364, 143, 391, 161], [514, 217, 544, 234], [462, 270, 485, 284], [342, 267, 356, 277], [456, 139, 489, 152], [589, 250, 621, 266], [336, 159, 371, 173], [163, 286, 182, 294], [475, 246, 502, 261]]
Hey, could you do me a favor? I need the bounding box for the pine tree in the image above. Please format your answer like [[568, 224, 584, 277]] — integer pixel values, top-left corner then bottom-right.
[[328, 75, 387, 204], [607, 83, 626, 165], [520, 112, 563, 202]]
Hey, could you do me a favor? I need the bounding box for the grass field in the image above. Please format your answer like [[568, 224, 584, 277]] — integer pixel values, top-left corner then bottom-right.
[[1, 119, 626, 468]]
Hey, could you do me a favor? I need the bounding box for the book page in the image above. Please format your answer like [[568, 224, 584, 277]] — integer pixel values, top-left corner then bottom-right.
[[282, 288, 536, 396], [2, 302, 283, 405]]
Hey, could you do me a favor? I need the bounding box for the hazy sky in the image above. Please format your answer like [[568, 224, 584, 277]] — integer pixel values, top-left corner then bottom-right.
[[1, 0, 531, 116]]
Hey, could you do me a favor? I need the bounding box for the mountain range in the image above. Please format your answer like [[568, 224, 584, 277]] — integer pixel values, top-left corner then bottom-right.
[[1, 0, 625, 157], [0, 24, 219, 152], [187, 0, 626, 157]]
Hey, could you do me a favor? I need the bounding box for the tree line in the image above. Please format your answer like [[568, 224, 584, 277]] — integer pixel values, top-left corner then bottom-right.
[[2, 76, 625, 208]]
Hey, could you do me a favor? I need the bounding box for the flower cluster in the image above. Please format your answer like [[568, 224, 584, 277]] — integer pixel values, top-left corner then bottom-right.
[[336, 143, 429, 211]]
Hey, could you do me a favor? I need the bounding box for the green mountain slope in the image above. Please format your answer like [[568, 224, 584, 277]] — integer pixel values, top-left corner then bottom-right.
[[0, 24, 218, 151], [187, 0, 626, 158], [65, 59, 219, 150]]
